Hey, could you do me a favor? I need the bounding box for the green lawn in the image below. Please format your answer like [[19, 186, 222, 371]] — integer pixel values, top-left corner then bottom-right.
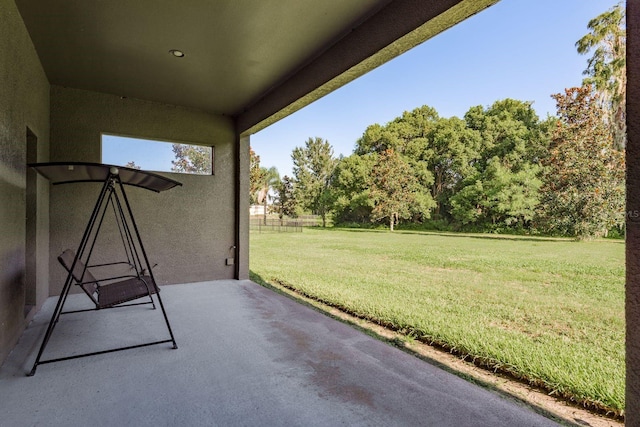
[[250, 228, 625, 414]]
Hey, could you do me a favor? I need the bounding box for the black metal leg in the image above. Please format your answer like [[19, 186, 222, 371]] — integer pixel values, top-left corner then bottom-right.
[[116, 177, 178, 349], [28, 272, 74, 376], [28, 179, 112, 376]]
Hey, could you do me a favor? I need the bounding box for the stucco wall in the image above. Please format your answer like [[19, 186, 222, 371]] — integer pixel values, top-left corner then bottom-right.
[[237, 135, 250, 280], [48, 86, 237, 294], [0, 0, 50, 363]]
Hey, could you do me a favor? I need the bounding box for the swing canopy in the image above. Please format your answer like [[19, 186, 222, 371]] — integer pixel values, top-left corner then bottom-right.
[[29, 162, 182, 192]]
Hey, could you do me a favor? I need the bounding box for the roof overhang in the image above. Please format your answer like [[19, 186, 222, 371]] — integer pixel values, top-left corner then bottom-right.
[[15, 0, 499, 135]]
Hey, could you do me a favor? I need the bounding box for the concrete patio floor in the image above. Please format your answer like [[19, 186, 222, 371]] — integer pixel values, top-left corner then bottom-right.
[[1, 280, 561, 426]]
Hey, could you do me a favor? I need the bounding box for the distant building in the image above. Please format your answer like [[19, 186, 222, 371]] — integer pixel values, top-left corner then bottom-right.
[[250, 205, 265, 216]]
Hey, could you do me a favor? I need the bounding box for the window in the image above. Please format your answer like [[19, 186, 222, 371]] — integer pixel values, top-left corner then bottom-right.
[[101, 134, 213, 175]]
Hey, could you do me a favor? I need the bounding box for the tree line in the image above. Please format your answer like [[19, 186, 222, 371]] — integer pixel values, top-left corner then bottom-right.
[[158, 4, 623, 239], [247, 4, 625, 239]]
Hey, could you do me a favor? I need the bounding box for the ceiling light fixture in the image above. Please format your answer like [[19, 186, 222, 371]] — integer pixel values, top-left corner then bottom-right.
[[169, 49, 185, 58]]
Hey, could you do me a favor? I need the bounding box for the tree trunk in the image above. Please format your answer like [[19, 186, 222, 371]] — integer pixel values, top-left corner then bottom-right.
[[263, 197, 267, 225], [390, 213, 395, 231], [434, 172, 442, 218]]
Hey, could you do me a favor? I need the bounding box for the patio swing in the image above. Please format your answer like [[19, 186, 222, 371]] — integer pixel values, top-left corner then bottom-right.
[[27, 162, 181, 376]]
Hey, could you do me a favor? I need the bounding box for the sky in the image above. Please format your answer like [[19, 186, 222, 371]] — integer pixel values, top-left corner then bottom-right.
[[250, 0, 622, 178], [103, 134, 177, 171], [103, 0, 622, 175]]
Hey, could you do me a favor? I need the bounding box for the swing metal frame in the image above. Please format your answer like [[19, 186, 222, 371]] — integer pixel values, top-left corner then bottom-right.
[[27, 163, 181, 376]]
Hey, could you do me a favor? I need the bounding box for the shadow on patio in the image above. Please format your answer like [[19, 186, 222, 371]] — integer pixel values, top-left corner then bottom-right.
[[1, 280, 560, 426]]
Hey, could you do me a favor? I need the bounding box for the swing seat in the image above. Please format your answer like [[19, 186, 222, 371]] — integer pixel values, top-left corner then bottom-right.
[[58, 249, 158, 309]]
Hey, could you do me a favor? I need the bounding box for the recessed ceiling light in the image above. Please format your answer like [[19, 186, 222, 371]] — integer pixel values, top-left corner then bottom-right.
[[169, 49, 185, 58]]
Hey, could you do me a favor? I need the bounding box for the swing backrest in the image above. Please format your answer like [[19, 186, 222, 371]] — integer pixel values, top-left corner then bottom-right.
[[58, 249, 99, 302]]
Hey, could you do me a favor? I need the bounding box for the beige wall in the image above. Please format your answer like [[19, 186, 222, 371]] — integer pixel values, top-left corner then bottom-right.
[[0, 0, 50, 362], [48, 86, 237, 293]]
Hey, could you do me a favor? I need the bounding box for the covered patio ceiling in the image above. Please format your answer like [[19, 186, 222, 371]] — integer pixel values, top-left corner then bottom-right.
[[15, 0, 498, 135]]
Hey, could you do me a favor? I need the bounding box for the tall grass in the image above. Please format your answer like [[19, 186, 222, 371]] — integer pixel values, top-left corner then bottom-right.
[[250, 228, 624, 415]]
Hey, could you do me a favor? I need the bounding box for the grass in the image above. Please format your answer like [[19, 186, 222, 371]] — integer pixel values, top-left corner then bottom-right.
[[250, 228, 625, 416]]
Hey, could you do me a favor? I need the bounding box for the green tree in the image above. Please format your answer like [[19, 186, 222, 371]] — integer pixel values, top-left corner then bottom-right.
[[256, 166, 280, 225], [356, 105, 439, 156], [292, 137, 337, 227], [335, 100, 550, 232], [464, 99, 550, 171], [451, 99, 550, 230], [426, 116, 482, 218], [537, 86, 625, 239], [124, 161, 141, 170], [273, 175, 297, 224], [450, 159, 542, 230], [249, 147, 264, 204], [330, 153, 376, 224], [576, 2, 626, 149], [355, 106, 440, 222], [171, 143, 212, 174], [370, 149, 434, 231]]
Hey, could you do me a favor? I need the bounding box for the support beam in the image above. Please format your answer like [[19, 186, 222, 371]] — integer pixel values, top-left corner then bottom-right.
[[236, 0, 498, 136], [235, 134, 250, 280]]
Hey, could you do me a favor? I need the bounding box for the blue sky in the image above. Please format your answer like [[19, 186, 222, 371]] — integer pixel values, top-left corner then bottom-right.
[[251, 0, 622, 178], [102, 134, 177, 171], [103, 0, 621, 175]]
